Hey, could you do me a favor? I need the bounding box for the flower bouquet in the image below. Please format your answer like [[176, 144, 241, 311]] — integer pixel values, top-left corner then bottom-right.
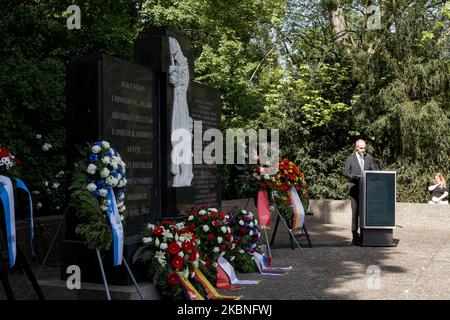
[[68, 141, 127, 251], [225, 207, 261, 273], [273, 157, 308, 220], [134, 221, 200, 300], [235, 157, 276, 199], [186, 206, 233, 285], [0, 146, 21, 177]]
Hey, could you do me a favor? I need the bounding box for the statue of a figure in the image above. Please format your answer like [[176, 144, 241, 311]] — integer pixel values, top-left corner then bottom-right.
[[169, 37, 194, 187]]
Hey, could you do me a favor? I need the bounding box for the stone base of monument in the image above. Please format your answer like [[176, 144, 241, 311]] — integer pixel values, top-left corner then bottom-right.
[[360, 229, 396, 247], [38, 279, 162, 300]]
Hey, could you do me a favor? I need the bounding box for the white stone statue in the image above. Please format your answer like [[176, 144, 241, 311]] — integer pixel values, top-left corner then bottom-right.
[[169, 37, 193, 187]]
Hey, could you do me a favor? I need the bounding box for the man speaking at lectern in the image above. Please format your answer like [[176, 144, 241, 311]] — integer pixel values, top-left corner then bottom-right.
[[344, 139, 377, 245]]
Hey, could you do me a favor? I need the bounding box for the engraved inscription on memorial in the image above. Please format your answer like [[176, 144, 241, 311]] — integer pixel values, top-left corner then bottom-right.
[[191, 94, 221, 208], [101, 58, 155, 235]]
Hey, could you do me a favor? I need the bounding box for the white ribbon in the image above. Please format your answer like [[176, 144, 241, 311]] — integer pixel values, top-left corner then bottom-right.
[[217, 256, 260, 285], [250, 252, 292, 275], [106, 187, 124, 266]]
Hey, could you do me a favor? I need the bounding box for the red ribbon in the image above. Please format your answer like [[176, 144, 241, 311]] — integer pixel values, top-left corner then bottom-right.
[[216, 264, 241, 290], [257, 190, 271, 229]]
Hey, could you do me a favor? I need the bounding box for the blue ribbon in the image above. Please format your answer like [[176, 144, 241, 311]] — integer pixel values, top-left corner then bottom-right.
[[14, 178, 35, 257], [0, 181, 16, 267], [105, 186, 124, 266]]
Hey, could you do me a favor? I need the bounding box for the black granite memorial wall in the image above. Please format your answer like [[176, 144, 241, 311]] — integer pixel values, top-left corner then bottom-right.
[[64, 54, 158, 284]]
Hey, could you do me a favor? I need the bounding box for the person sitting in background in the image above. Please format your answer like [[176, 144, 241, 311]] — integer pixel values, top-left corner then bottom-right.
[[428, 173, 448, 205]]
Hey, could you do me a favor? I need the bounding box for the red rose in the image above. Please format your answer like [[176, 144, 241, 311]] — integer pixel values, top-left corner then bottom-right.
[[153, 226, 164, 236], [255, 166, 260, 173], [220, 244, 227, 251], [171, 256, 183, 270], [260, 183, 266, 188], [189, 251, 198, 261], [168, 272, 179, 286], [0, 147, 10, 158], [226, 234, 232, 241], [218, 211, 224, 219], [210, 212, 216, 218], [201, 215, 208, 221], [207, 233, 215, 240], [168, 242, 180, 255], [182, 241, 191, 252], [212, 220, 220, 227], [240, 227, 247, 234], [188, 223, 196, 232]]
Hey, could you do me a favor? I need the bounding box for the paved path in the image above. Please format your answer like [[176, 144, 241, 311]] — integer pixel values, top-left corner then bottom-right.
[[230, 217, 450, 300]]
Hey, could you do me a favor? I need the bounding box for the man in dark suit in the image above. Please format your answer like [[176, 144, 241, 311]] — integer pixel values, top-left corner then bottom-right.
[[344, 139, 377, 244]]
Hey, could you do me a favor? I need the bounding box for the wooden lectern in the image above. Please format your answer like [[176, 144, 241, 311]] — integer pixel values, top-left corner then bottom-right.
[[360, 171, 396, 246]]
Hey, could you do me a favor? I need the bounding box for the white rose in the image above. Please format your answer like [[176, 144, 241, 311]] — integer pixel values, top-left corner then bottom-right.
[[87, 164, 97, 175], [106, 176, 116, 186], [199, 210, 206, 215], [221, 226, 227, 233], [36, 134, 42, 139], [92, 145, 101, 153], [249, 222, 254, 227], [227, 227, 231, 234], [188, 215, 194, 221], [102, 156, 111, 164], [239, 249, 245, 254], [101, 141, 110, 148], [178, 251, 184, 258], [213, 247, 220, 253], [239, 220, 244, 226], [264, 174, 270, 180], [202, 225, 209, 232], [249, 230, 254, 236], [52, 182, 60, 189], [217, 237, 223, 244], [86, 183, 97, 192], [208, 208, 218, 212], [230, 256, 236, 261], [160, 242, 168, 250], [100, 168, 110, 178], [99, 189, 108, 197]]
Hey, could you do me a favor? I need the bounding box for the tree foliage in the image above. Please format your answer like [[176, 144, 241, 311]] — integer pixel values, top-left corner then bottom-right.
[[1, 0, 448, 211]]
